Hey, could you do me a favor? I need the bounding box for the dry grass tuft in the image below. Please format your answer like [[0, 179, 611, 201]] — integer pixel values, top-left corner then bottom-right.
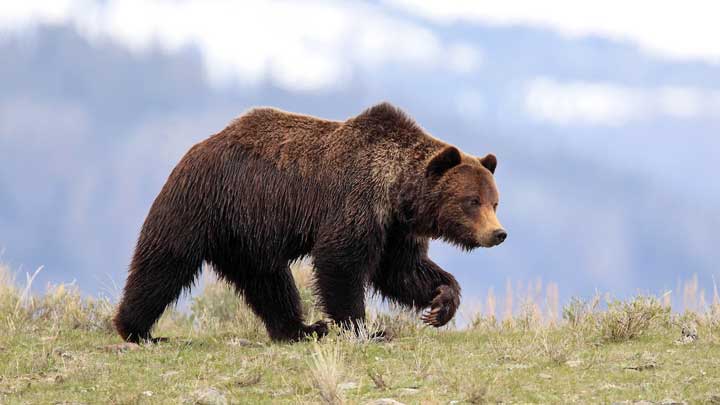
[[535, 327, 573, 365], [1, 263, 114, 334], [562, 294, 602, 343], [598, 296, 670, 342], [308, 342, 346, 404], [464, 383, 490, 404], [370, 302, 425, 339], [336, 318, 385, 344]]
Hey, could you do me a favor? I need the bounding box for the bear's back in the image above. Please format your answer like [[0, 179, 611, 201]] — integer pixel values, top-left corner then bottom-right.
[[216, 108, 351, 174]]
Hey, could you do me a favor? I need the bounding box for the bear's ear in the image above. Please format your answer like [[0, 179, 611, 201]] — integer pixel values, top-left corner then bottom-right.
[[480, 153, 497, 174], [426, 146, 462, 178]]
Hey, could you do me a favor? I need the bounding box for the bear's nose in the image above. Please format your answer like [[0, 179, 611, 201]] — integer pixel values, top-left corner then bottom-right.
[[493, 229, 507, 245]]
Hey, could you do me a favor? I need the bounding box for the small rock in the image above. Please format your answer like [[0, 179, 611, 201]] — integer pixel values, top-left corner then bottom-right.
[[613, 400, 686, 405], [623, 361, 656, 371], [44, 374, 64, 384], [623, 354, 657, 371], [659, 399, 685, 405], [52, 348, 72, 359], [565, 359, 583, 368], [103, 343, 140, 353], [235, 372, 262, 387], [227, 338, 256, 347], [366, 399, 406, 405], [506, 363, 529, 370], [398, 388, 419, 395], [186, 387, 228, 405], [141, 391, 153, 397], [682, 324, 698, 339], [538, 373, 552, 379], [339, 382, 358, 391], [674, 338, 694, 345], [675, 324, 698, 345], [161, 371, 180, 380]]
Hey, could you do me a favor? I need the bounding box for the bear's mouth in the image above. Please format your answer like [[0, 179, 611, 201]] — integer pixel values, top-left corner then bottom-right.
[[446, 235, 483, 251]]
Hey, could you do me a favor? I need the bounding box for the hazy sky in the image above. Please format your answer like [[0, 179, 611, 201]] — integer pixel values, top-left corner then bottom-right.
[[3, 1, 720, 119], [1, 1, 718, 310]]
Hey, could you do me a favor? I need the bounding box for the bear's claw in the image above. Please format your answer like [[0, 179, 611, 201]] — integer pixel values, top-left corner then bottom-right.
[[299, 320, 330, 340], [422, 305, 451, 327], [421, 285, 459, 327]]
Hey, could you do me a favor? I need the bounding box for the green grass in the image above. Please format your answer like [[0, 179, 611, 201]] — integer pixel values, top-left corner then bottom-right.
[[1, 264, 719, 404]]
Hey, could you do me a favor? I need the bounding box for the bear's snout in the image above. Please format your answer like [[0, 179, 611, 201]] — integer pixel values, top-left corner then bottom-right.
[[492, 229, 507, 245], [472, 206, 505, 248], [477, 228, 507, 247]]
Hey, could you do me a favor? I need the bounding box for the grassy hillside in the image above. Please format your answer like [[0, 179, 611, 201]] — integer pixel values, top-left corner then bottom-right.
[[1, 263, 719, 404]]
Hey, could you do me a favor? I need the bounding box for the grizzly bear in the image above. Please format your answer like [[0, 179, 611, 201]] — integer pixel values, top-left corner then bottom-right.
[[114, 102, 506, 343]]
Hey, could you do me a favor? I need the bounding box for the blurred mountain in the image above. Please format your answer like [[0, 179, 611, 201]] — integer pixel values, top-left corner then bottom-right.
[[0, 24, 718, 305]]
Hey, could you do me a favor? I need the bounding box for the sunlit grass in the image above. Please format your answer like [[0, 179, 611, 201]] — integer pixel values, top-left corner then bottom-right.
[[1, 261, 719, 403]]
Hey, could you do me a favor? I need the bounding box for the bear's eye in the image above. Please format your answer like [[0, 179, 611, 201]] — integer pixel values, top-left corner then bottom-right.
[[468, 198, 481, 206]]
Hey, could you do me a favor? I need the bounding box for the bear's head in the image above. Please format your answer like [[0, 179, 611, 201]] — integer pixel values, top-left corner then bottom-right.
[[423, 146, 506, 250]]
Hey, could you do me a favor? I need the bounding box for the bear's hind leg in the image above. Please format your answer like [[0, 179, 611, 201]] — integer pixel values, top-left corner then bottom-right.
[[114, 251, 201, 343], [218, 263, 327, 342]]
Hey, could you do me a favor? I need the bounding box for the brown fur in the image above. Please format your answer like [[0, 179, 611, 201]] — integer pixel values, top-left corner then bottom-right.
[[114, 102, 506, 342]]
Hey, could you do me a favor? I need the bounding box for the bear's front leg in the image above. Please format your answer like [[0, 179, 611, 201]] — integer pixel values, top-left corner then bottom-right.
[[311, 218, 384, 331], [372, 234, 461, 327], [313, 265, 367, 329]]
